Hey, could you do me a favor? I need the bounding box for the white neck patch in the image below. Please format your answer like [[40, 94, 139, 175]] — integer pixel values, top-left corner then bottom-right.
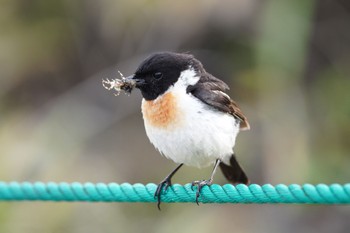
[[160, 67, 199, 97], [176, 67, 200, 87]]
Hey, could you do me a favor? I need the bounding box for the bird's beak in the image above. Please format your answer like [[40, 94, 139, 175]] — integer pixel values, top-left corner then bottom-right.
[[125, 75, 145, 88]]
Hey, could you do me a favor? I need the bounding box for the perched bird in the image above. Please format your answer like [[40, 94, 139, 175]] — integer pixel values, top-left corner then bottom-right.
[[129, 52, 250, 208]]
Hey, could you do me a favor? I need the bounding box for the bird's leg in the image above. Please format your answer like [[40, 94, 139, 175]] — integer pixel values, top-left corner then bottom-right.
[[191, 159, 221, 205], [155, 163, 183, 210]]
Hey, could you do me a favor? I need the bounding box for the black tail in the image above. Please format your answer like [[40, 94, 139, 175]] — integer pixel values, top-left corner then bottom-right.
[[219, 154, 249, 184]]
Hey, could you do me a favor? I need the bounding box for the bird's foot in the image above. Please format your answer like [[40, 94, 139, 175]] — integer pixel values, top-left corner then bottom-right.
[[154, 177, 172, 210], [191, 179, 213, 205]]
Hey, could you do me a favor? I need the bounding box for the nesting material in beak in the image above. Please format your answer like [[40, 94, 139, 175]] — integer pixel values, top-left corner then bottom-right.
[[102, 71, 136, 96]]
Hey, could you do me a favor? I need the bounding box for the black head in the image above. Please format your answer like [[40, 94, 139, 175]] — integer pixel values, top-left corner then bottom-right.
[[132, 52, 204, 100]]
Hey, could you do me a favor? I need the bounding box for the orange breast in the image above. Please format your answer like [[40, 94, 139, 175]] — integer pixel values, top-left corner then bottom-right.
[[142, 92, 180, 128]]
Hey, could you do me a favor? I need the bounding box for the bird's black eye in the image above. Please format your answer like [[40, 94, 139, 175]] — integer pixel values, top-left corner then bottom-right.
[[153, 72, 163, 80]]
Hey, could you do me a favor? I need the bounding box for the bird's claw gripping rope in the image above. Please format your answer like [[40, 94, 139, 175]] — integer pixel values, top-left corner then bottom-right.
[[191, 179, 213, 205], [154, 178, 173, 210], [102, 71, 136, 96]]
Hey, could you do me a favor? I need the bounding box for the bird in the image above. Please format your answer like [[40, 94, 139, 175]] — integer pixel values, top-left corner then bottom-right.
[[128, 51, 250, 209]]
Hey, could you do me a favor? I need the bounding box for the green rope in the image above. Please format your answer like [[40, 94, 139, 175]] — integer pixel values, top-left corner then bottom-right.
[[0, 182, 349, 204]]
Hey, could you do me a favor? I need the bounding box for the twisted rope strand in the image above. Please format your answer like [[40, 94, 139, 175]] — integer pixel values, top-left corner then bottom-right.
[[0, 182, 349, 204]]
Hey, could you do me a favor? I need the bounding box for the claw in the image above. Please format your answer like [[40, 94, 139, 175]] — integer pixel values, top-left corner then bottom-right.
[[154, 178, 172, 210], [153, 164, 183, 210], [191, 179, 212, 205]]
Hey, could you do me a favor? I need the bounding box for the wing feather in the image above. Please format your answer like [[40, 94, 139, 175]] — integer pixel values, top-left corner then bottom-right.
[[186, 74, 250, 130]]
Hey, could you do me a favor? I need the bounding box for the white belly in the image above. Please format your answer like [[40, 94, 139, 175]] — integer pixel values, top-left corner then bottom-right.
[[142, 90, 240, 168]]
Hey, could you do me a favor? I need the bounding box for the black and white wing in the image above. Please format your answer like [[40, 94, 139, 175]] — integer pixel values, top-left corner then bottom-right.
[[186, 73, 250, 130]]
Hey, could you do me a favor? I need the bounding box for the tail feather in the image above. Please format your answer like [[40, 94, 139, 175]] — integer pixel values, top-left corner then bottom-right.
[[219, 154, 249, 184]]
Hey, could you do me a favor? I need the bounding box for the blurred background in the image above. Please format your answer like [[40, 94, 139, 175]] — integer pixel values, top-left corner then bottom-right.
[[0, 0, 350, 232]]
